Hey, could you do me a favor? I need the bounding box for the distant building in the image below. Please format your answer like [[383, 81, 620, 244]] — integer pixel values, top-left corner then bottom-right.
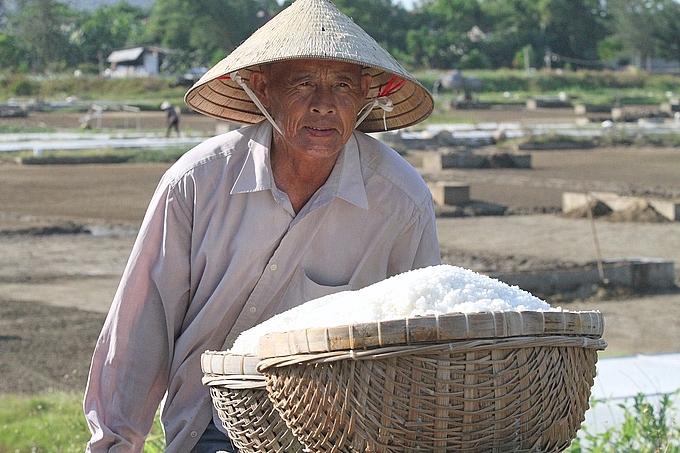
[[105, 46, 173, 78]]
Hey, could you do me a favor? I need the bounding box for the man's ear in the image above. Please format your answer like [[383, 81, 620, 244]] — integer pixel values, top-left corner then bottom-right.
[[361, 74, 372, 99], [249, 70, 271, 108]]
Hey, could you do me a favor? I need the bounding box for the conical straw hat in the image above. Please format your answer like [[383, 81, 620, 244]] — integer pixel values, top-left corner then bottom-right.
[[184, 0, 433, 132]]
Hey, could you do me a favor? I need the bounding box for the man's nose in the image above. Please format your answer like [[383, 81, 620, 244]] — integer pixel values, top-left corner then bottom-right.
[[310, 87, 335, 114]]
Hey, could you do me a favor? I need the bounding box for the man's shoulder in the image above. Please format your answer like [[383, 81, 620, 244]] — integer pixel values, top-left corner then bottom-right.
[[354, 131, 430, 203], [164, 124, 260, 183]]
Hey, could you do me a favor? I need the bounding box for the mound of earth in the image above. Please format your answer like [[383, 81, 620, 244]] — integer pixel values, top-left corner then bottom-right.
[[561, 199, 670, 223]]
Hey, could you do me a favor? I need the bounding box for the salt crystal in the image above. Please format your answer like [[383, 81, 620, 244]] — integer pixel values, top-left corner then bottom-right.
[[230, 264, 559, 355]]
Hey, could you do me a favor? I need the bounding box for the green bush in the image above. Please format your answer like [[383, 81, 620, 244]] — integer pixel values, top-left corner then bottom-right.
[[9, 77, 39, 96], [566, 391, 680, 453]]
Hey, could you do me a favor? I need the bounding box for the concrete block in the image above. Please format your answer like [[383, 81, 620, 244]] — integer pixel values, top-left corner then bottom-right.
[[648, 199, 680, 221], [660, 102, 680, 114], [427, 182, 470, 206], [575, 104, 613, 114], [625, 258, 676, 289], [440, 152, 486, 169], [492, 259, 675, 293], [526, 98, 572, 109], [491, 261, 632, 294], [562, 192, 590, 213], [421, 152, 444, 171], [421, 151, 486, 170], [400, 137, 435, 150], [511, 154, 532, 168], [592, 192, 648, 212]]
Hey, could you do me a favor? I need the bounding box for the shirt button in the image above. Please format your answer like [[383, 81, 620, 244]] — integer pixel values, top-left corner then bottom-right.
[[190, 430, 198, 438], [249, 306, 257, 314], [270, 264, 278, 271]]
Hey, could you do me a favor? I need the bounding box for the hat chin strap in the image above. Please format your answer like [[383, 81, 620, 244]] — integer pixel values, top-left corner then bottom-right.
[[231, 71, 285, 137], [233, 70, 395, 135], [356, 96, 394, 131]]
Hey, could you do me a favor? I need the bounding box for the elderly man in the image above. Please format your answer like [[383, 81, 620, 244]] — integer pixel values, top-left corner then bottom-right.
[[83, 0, 440, 452]]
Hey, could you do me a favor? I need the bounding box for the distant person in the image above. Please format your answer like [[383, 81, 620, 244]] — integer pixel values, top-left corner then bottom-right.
[[161, 100, 180, 137], [83, 0, 439, 452], [79, 104, 103, 130]]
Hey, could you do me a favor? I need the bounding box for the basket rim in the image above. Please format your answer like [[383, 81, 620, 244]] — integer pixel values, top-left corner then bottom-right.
[[201, 351, 261, 376], [257, 310, 604, 359], [257, 335, 607, 371]]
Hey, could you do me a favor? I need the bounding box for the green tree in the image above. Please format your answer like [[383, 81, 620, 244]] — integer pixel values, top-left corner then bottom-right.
[[648, 0, 680, 65], [407, 0, 491, 69], [144, 0, 277, 69], [478, 0, 545, 68], [11, 0, 78, 72], [73, 3, 148, 71], [0, 31, 22, 71], [537, 0, 608, 68], [608, 0, 661, 70]]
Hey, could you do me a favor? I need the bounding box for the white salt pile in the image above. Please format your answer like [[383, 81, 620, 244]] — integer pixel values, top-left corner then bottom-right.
[[230, 264, 560, 355]]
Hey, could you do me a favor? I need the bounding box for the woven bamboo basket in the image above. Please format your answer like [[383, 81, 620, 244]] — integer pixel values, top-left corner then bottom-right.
[[256, 310, 606, 453], [200, 351, 304, 453]]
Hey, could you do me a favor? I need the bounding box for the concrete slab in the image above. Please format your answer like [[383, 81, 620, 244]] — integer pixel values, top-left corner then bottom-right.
[[491, 258, 675, 293]]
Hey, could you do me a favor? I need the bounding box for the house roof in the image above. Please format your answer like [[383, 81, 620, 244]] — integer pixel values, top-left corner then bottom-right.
[[107, 47, 145, 63], [107, 46, 174, 64]]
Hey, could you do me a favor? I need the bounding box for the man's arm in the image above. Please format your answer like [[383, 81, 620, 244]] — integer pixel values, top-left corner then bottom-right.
[[84, 179, 193, 453]]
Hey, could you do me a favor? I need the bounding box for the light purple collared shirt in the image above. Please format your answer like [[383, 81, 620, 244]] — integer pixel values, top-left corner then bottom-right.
[[84, 121, 440, 452]]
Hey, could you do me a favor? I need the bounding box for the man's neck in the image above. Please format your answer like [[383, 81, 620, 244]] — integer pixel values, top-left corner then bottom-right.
[[270, 143, 339, 214]]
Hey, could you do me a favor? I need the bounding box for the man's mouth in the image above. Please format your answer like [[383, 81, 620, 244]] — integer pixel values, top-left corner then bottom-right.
[[305, 126, 335, 137]]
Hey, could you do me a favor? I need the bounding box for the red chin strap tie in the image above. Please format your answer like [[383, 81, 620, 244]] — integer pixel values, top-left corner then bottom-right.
[[378, 75, 406, 98], [356, 75, 404, 130]]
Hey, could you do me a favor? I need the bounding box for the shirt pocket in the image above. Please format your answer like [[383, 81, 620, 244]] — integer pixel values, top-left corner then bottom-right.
[[276, 265, 351, 314]]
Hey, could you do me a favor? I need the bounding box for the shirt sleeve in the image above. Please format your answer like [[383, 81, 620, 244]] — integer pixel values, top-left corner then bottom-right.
[[84, 175, 193, 453]]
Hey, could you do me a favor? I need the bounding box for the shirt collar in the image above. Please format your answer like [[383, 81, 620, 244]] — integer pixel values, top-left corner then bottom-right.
[[231, 121, 274, 195], [231, 122, 369, 210]]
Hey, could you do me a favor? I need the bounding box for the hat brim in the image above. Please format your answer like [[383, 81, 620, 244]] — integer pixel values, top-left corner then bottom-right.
[[185, 61, 433, 133]]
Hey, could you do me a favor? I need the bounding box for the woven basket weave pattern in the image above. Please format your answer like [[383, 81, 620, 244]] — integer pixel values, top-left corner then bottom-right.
[[207, 384, 304, 453], [262, 337, 601, 453], [201, 352, 304, 453]]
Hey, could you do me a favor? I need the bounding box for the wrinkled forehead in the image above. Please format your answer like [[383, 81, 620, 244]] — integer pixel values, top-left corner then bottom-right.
[[262, 58, 365, 78]]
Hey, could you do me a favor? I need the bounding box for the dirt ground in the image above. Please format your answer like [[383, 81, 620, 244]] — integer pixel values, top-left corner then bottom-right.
[[1, 108, 680, 395]]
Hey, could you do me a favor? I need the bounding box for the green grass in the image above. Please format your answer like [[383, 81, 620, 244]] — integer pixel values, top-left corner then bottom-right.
[[0, 74, 186, 107], [0, 123, 57, 134], [0, 392, 166, 453], [0, 147, 190, 165], [0, 393, 89, 453]]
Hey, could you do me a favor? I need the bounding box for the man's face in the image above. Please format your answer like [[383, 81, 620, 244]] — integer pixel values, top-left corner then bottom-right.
[[252, 59, 371, 160]]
